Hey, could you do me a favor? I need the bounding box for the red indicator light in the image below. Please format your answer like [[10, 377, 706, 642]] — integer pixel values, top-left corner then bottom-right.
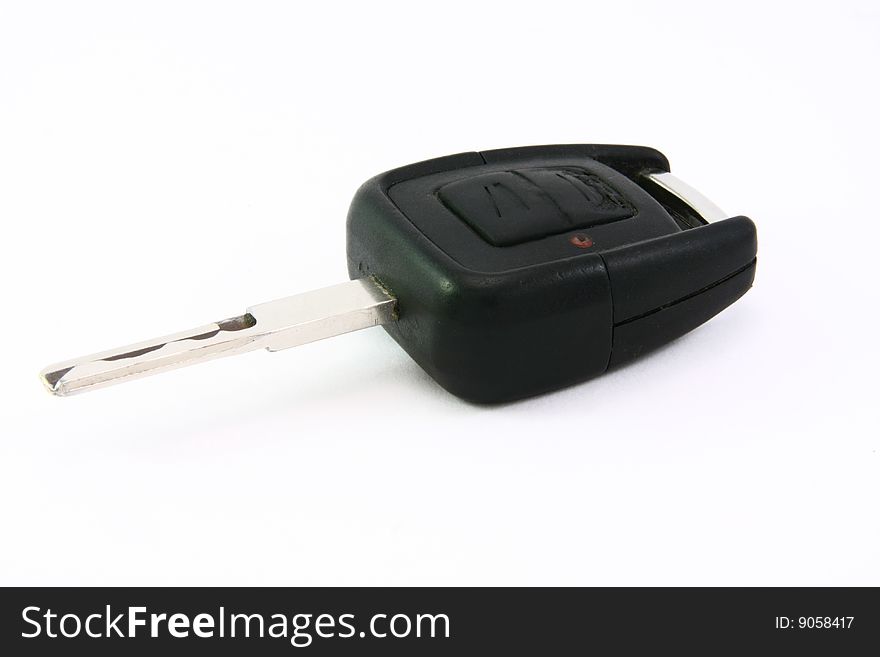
[[569, 234, 593, 249]]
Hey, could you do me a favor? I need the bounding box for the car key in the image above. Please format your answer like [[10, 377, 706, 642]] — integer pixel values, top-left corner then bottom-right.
[[40, 144, 757, 403]]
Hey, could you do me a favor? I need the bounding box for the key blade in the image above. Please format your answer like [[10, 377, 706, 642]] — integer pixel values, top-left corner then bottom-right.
[[39, 317, 263, 396], [40, 278, 397, 396], [248, 278, 396, 352]]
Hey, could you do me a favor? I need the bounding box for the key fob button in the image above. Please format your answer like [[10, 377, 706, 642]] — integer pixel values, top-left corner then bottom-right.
[[437, 168, 636, 246]]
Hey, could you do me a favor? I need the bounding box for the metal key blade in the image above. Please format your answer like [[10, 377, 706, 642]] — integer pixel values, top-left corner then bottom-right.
[[40, 277, 397, 396]]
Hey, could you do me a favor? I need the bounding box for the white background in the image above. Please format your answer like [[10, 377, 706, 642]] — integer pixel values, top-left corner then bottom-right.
[[1, 1, 877, 585]]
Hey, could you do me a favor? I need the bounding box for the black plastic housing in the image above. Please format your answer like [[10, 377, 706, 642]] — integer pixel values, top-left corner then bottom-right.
[[346, 145, 756, 403]]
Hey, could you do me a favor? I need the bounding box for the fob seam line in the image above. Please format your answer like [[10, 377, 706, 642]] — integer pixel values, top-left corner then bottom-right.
[[613, 258, 757, 328], [597, 252, 617, 374]]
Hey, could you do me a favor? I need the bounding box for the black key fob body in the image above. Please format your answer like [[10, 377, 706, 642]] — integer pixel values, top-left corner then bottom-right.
[[346, 144, 757, 403]]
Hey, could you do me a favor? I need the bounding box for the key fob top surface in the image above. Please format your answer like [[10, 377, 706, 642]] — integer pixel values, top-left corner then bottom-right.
[[346, 144, 757, 403]]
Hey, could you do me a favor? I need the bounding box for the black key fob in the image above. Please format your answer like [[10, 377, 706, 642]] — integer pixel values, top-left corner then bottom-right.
[[346, 144, 757, 403]]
